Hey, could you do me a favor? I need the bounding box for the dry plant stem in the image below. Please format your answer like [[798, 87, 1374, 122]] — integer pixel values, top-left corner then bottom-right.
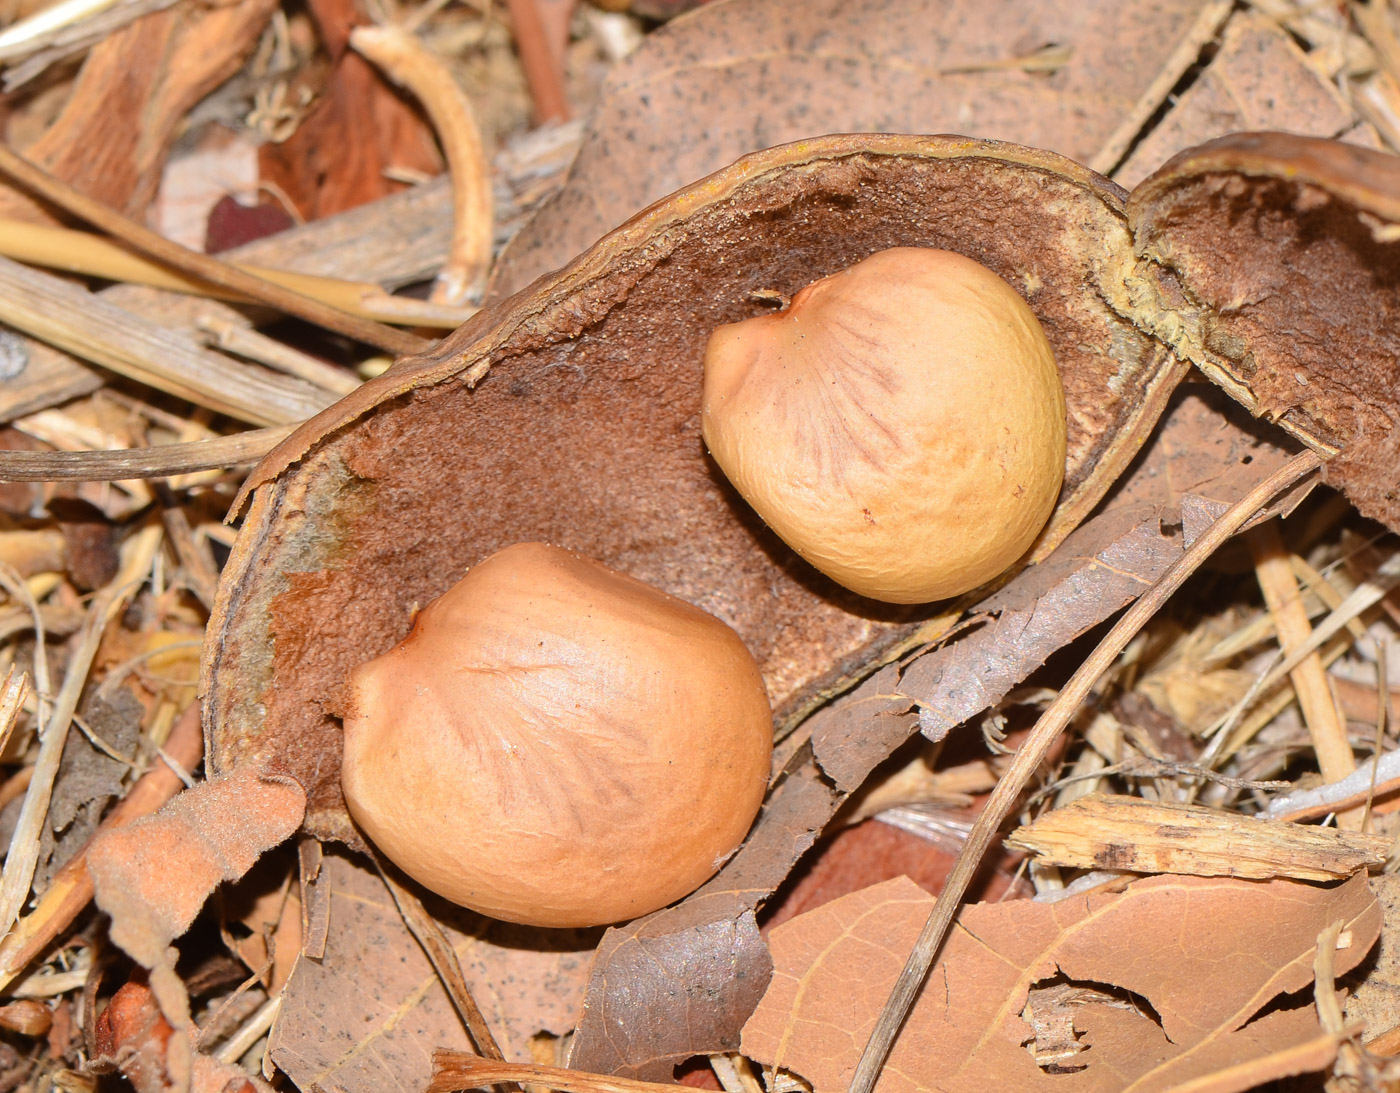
[[155, 485, 219, 609], [431, 1053, 680, 1093], [0, 142, 429, 357], [0, 424, 295, 481], [0, 257, 331, 427], [212, 994, 280, 1064], [1247, 521, 1359, 823], [0, 220, 469, 328], [349, 25, 494, 305], [506, 0, 571, 123], [370, 853, 518, 1087], [847, 448, 1324, 1093], [0, 522, 162, 937], [0, 700, 203, 992], [197, 317, 360, 397]]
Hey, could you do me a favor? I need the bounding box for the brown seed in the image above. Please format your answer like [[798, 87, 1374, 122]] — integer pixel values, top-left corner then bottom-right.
[[702, 247, 1067, 604], [340, 542, 773, 928]]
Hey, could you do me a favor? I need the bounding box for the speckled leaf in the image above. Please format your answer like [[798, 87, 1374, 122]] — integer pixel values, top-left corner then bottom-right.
[[490, 0, 1231, 298]]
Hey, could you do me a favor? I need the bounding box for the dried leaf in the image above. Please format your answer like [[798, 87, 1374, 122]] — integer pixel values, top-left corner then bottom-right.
[[258, 0, 442, 221], [742, 873, 1381, 1093], [1114, 13, 1374, 188], [88, 766, 305, 1035], [1006, 794, 1389, 881], [762, 815, 1026, 933], [268, 850, 597, 1093], [490, 0, 1231, 297]]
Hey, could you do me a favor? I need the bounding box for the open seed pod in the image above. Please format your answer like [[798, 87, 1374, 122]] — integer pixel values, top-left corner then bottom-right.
[[205, 134, 1188, 845], [1127, 132, 1400, 530]]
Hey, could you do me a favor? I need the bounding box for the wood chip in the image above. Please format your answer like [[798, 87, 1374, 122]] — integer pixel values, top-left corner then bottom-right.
[[1006, 793, 1389, 881]]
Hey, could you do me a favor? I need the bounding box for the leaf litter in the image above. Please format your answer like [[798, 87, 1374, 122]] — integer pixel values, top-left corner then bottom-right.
[[0, 3, 1397, 1093]]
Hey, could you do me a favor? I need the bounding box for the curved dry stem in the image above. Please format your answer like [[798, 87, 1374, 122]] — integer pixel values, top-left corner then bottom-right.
[[350, 24, 494, 306]]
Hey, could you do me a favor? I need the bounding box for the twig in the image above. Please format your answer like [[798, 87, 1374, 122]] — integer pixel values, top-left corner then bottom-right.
[[0, 700, 204, 992], [197, 316, 360, 397], [370, 853, 519, 1088], [350, 25, 494, 305], [0, 522, 163, 937], [1248, 522, 1355, 781], [0, 141, 430, 357], [212, 995, 281, 1065], [0, 219, 472, 329], [846, 449, 1324, 1093], [506, 0, 571, 123], [430, 1053, 679, 1093], [1362, 637, 1391, 832], [155, 484, 221, 610], [0, 669, 29, 759], [0, 424, 295, 481]]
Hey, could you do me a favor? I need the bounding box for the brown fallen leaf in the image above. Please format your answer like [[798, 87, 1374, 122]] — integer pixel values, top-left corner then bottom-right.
[[0, 0, 277, 225], [1114, 12, 1376, 188], [742, 873, 1381, 1093], [267, 850, 598, 1093], [1005, 794, 1390, 881], [258, 0, 444, 221], [490, 0, 1232, 297]]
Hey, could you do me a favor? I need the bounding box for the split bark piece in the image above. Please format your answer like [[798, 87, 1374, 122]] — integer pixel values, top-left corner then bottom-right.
[[1005, 793, 1388, 881]]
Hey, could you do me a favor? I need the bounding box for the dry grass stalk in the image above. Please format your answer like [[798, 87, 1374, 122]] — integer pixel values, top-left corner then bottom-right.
[[350, 23, 494, 306], [0, 256, 332, 427], [0, 219, 473, 328], [0, 423, 296, 481], [0, 520, 162, 936], [431, 1053, 680, 1093], [197, 316, 360, 397], [1247, 522, 1359, 831], [1006, 793, 1389, 880]]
